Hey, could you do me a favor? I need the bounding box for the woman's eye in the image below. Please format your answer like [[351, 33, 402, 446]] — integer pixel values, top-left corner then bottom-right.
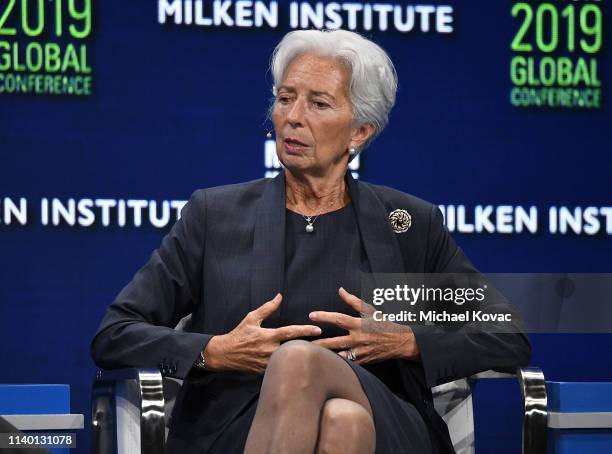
[[278, 96, 291, 104], [313, 101, 330, 109]]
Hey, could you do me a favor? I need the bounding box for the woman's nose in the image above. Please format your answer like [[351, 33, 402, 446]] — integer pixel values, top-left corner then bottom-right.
[[286, 98, 305, 126]]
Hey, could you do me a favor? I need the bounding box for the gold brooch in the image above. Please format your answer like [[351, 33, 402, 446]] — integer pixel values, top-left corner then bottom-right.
[[389, 209, 412, 233]]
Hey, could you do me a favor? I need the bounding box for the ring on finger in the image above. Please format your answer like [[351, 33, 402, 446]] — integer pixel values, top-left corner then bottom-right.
[[347, 349, 357, 362]]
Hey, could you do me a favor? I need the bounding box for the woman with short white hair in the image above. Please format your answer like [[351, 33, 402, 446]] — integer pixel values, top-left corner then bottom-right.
[[92, 29, 530, 454]]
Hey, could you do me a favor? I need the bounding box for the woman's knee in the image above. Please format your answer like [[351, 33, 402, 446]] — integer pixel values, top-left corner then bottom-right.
[[264, 340, 323, 394], [318, 398, 375, 454], [267, 340, 321, 374]]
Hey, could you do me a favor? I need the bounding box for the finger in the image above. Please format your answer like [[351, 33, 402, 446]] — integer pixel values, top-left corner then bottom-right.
[[252, 293, 282, 323], [272, 324, 322, 341], [312, 335, 354, 350], [339, 287, 374, 316], [309, 311, 360, 329], [337, 350, 348, 359]]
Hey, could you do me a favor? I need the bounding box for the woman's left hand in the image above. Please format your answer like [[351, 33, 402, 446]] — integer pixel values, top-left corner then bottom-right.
[[310, 287, 420, 364]]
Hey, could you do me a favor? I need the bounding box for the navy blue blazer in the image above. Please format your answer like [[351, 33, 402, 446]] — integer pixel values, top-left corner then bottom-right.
[[91, 171, 530, 453]]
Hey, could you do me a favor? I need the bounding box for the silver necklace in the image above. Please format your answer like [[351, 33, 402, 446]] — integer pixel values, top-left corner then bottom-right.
[[301, 214, 320, 233], [289, 185, 347, 233]]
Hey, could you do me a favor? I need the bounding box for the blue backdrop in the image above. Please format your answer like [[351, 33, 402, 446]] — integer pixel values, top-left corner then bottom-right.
[[1, 1, 610, 452]]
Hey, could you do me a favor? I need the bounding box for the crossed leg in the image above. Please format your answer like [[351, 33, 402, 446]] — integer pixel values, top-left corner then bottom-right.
[[244, 340, 376, 454]]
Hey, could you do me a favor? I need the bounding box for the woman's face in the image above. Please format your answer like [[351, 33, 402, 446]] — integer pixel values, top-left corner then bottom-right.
[[272, 53, 371, 177]]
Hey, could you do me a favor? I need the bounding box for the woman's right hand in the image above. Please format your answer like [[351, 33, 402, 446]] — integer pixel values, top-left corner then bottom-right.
[[202, 294, 322, 374]]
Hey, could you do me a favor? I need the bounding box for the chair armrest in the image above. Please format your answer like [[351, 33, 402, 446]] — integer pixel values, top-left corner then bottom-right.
[[470, 367, 547, 454], [91, 368, 165, 454]]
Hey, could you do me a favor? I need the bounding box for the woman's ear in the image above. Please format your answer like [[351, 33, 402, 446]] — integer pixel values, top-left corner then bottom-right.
[[350, 123, 376, 149]]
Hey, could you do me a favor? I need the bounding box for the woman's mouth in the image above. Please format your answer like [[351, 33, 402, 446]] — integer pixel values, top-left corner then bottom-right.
[[284, 138, 309, 154]]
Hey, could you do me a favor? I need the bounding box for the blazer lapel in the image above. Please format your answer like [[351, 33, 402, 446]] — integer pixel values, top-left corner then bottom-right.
[[347, 173, 405, 274], [250, 171, 286, 327]]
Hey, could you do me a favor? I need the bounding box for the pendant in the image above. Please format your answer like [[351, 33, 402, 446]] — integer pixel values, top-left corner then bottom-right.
[[303, 215, 316, 233]]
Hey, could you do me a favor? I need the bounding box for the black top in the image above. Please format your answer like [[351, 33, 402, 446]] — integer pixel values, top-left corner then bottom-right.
[[281, 203, 369, 338], [282, 203, 407, 398]]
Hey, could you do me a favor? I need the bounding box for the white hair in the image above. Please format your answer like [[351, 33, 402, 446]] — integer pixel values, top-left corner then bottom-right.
[[270, 29, 398, 150]]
